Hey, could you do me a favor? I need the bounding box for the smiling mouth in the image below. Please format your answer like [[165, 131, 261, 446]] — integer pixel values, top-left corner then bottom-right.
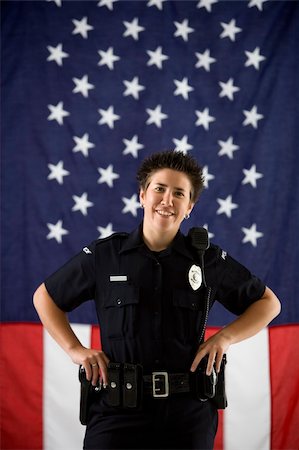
[[155, 209, 175, 217]]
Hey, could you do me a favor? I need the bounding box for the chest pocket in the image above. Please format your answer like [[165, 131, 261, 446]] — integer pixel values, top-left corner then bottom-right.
[[102, 284, 139, 340], [172, 289, 204, 343]]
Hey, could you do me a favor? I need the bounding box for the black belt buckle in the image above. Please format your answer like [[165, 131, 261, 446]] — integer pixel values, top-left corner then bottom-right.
[[152, 371, 169, 398]]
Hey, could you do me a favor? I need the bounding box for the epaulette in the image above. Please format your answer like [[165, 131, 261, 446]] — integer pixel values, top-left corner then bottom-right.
[[95, 232, 129, 246]]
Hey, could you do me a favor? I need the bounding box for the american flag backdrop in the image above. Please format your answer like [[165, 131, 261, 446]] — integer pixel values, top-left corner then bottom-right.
[[1, 0, 299, 449]]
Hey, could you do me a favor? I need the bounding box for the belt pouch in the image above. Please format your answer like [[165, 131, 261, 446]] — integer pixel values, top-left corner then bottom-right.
[[107, 362, 122, 407], [123, 363, 143, 408]]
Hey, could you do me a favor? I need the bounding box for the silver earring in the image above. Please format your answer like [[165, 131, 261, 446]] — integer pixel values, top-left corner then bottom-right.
[[141, 204, 144, 208], [184, 213, 190, 220]]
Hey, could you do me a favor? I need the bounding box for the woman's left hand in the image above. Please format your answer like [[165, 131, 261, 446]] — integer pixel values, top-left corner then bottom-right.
[[190, 331, 231, 375]]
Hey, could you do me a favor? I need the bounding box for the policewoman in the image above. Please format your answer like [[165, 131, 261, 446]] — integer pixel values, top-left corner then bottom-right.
[[33, 151, 281, 450]]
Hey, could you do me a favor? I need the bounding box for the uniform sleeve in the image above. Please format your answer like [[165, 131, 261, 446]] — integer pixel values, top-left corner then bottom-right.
[[44, 241, 96, 312], [209, 246, 266, 315]]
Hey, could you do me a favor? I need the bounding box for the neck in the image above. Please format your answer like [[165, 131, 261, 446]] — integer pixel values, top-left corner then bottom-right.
[[142, 224, 178, 252]]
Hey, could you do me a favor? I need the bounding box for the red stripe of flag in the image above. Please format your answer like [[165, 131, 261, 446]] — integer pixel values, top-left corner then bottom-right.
[[0, 323, 43, 449], [269, 324, 299, 450]]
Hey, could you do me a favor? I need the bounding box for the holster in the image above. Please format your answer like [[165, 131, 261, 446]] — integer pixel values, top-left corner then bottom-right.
[[78, 365, 94, 425], [191, 354, 228, 409], [211, 354, 227, 409]]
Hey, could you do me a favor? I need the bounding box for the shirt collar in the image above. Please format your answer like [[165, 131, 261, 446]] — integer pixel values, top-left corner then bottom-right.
[[119, 224, 145, 254], [119, 223, 195, 262]]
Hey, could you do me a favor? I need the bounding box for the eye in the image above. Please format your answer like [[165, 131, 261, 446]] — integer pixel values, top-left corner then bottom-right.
[[154, 186, 165, 192], [175, 191, 184, 198]]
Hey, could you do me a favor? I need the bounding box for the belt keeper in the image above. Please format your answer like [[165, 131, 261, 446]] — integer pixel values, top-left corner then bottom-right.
[[123, 363, 143, 408], [107, 362, 122, 407]]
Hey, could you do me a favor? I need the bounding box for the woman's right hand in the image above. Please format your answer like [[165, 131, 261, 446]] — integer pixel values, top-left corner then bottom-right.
[[68, 345, 110, 387]]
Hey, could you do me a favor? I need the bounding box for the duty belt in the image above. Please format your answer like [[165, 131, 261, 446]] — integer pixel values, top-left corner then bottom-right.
[[143, 372, 190, 397], [106, 362, 214, 408], [79, 358, 227, 424]]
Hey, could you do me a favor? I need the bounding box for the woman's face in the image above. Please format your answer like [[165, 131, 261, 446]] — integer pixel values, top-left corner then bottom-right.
[[139, 168, 194, 235]]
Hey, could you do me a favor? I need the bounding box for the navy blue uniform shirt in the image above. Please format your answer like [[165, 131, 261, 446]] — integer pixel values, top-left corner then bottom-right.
[[45, 224, 265, 373]]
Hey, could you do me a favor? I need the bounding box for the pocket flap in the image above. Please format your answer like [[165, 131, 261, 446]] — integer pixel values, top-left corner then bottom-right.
[[105, 284, 139, 308], [173, 290, 201, 310]]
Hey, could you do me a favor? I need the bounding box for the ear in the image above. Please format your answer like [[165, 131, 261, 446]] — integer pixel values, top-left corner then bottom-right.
[[139, 189, 145, 206], [187, 202, 195, 215]]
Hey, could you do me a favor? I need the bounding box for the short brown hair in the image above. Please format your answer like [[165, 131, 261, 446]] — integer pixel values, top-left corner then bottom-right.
[[136, 150, 204, 202]]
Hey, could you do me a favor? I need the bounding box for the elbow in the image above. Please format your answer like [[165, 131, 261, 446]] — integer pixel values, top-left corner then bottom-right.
[[273, 296, 281, 319], [33, 283, 46, 312], [265, 286, 281, 321]]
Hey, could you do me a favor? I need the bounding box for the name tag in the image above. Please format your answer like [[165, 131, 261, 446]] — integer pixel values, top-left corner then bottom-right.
[[110, 275, 128, 282]]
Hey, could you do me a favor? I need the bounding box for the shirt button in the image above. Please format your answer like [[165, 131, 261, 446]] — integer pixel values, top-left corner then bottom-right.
[[116, 299, 122, 305]]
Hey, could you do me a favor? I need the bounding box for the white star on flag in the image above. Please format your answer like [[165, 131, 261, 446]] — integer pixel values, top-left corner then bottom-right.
[[47, 161, 70, 184], [218, 136, 239, 159], [219, 78, 240, 101], [46, 220, 69, 243], [202, 166, 215, 188], [243, 105, 264, 128], [220, 19, 242, 41], [46, 0, 62, 6], [147, 46, 169, 69], [98, 47, 120, 70], [242, 223, 264, 246], [203, 223, 215, 239], [174, 19, 195, 42], [242, 165, 263, 188], [123, 77, 145, 100], [173, 135, 193, 154], [123, 135, 144, 158], [147, 0, 166, 10], [72, 75, 94, 98], [47, 102, 70, 125], [72, 193, 94, 216], [97, 164, 120, 188], [248, 0, 268, 11], [217, 195, 238, 218], [195, 49, 216, 72], [195, 108, 215, 130], [146, 105, 168, 128], [245, 47, 266, 70], [97, 223, 115, 239], [72, 17, 94, 39], [72, 133, 95, 157], [97, 0, 118, 10], [46, 43, 69, 66], [122, 194, 141, 217], [173, 77, 194, 100], [123, 18, 145, 41], [197, 0, 218, 12], [98, 105, 120, 128]]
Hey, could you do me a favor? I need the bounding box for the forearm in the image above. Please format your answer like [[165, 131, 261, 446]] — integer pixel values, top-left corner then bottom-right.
[[33, 283, 109, 385], [191, 286, 281, 374], [33, 283, 82, 354], [218, 286, 281, 345]]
